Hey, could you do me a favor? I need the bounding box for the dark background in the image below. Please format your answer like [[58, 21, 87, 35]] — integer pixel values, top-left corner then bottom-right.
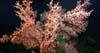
[[0, 0, 100, 53]]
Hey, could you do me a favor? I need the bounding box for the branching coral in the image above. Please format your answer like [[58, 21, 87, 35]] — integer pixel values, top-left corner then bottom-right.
[[0, 0, 93, 53]]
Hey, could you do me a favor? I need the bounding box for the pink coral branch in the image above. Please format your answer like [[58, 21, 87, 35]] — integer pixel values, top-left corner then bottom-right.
[[0, 0, 93, 53]]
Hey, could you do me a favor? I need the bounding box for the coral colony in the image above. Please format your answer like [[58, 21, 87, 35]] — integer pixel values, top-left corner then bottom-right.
[[0, 0, 93, 53]]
